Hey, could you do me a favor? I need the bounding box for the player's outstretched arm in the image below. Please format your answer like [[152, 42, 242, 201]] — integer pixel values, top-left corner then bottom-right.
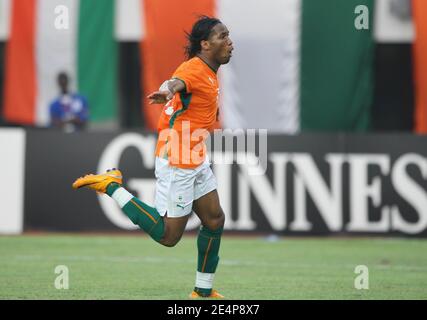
[[147, 78, 186, 104]]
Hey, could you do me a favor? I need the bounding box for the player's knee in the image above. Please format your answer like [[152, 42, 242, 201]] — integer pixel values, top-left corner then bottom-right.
[[162, 240, 177, 248], [205, 210, 225, 231], [160, 239, 175, 247], [160, 234, 182, 247], [217, 211, 225, 229]]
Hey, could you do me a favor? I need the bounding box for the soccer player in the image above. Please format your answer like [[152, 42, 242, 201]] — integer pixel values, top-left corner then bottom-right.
[[72, 16, 233, 298]]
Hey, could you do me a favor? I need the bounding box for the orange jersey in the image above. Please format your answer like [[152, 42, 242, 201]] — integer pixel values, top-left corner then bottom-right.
[[155, 57, 220, 169]]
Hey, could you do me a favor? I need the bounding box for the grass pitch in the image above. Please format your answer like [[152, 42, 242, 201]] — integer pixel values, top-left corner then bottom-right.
[[0, 234, 426, 300]]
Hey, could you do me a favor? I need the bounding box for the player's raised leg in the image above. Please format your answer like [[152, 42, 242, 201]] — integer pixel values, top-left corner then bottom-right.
[[190, 189, 225, 298], [72, 169, 188, 246]]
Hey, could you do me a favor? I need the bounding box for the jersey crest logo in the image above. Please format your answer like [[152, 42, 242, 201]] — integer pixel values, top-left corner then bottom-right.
[[165, 106, 174, 116]]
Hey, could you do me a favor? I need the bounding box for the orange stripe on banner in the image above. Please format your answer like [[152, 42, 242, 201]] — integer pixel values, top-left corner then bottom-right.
[[130, 199, 157, 224], [3, 0, 37, 125], [413, 0, 427, 133], [140, 0, 215, 130]]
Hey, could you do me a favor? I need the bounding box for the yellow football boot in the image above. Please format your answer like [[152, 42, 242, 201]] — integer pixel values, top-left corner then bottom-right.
[[72, 168, 122, 194], [189, 289, 224, 299]]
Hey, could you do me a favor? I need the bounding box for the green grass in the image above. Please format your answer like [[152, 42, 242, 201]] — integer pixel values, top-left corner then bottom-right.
[[0, 234, 426, 299]]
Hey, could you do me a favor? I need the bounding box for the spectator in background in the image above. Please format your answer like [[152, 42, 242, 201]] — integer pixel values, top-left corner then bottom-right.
[[49, 72, 89, 132]]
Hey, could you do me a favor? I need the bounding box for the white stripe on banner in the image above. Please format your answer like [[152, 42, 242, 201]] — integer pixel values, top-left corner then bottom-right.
[[115, 0, 144, 41], [374, 0, 414, 43], [0, 129, 26, 234], [36, 0, 79, 127], [0, 0, 11, 41], [218, 0, 301, 133]]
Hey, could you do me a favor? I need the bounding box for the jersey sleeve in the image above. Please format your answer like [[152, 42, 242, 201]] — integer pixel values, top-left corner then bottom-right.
[[172, 62, 201, 93]]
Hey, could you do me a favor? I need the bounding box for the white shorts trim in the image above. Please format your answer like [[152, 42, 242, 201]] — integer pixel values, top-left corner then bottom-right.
[[154, 157, 217, 218]]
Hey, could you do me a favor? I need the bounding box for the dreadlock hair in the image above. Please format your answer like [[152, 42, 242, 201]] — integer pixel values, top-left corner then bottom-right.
[[185, 16, 221, 59]]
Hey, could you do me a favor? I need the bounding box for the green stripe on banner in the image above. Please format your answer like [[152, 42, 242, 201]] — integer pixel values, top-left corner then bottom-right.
[[300, 0, 374, 131], [78, 0, 117, 122]]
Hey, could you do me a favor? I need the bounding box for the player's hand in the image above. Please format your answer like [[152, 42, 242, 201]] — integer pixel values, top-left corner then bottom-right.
[[147, 91, 173, 104]]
